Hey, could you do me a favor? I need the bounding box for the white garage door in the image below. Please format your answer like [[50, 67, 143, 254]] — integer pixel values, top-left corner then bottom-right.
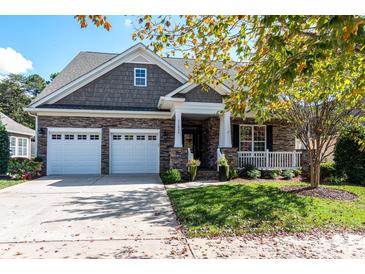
[[47, 129, 101, 175], [110, 130, 159, 174]]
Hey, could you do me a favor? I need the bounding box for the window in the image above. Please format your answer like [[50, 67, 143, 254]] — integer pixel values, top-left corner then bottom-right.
[[9, 136, 28, 157], [124, 135, 134, 140], [113, 135, 122, 140], [65, 134, 74, 140], [77, 134, 87, 140], [240, 125, 266, 152], [136, 135, 145, 141], [9, 136, 16, 156], [148, 135, 157, 141], [90, 135, 99, 140], [17, 138, 28, 156], [134, 68, 147, 87], [51, 134, 62, 140]]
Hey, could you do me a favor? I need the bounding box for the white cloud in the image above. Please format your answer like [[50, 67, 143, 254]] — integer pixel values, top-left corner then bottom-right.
[[0, 47, 33, 75], [124, 18, 133, 27]]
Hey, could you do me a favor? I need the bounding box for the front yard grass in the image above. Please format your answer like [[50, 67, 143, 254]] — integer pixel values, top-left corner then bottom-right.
[[0, 179, 24, 190], [167, 181, 365, 237]]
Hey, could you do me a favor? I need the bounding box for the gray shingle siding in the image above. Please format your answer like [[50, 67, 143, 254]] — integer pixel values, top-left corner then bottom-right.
[[175, 86, 223, 103], [55, 63, 183, 109]]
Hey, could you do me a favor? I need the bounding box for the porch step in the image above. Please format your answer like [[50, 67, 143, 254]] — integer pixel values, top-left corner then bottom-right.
[[196, 169, 218, 180]]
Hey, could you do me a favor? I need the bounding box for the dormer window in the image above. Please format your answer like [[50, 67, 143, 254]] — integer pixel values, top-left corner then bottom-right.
[[134, 68, 147, 87]]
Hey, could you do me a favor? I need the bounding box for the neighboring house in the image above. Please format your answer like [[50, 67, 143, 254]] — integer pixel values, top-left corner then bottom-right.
[[0, 112, 35, 159], [26, 43, 302, 176]]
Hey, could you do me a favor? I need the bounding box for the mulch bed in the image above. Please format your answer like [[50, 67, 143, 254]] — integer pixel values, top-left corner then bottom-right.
[[281, 186, 358, 201]]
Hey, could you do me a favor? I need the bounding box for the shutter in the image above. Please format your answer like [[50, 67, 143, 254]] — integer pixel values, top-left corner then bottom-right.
[[266, 125, 273, 151], [232, 124, 240, 148]]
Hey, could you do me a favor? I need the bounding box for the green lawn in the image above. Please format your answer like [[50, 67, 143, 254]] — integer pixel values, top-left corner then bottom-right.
[[167, 182, 365, 237], [0, 179, 24, 190]]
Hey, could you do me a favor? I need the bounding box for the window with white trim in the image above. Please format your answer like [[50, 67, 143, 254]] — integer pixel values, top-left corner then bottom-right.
[[77, 134, 87, 140], [112, 135, 122, 140], [52, 134, 62, 140], [124, 135, 134, 140], [90, 134, 99, 140], [134, 68, 147, 87], [9, 136, 16, 156], [65, 134, 74, 140], [148, 135, 157, 141], [239, 125, 266, 152], [136, 135, 145, 140], [9, 136, 28, 157]]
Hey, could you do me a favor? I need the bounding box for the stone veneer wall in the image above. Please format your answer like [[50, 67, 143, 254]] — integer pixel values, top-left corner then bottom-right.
[[203, 117, 220, 169], [221, 148, 238, 168], [37, 116, 175, 175], [169, 147, 188, 177]]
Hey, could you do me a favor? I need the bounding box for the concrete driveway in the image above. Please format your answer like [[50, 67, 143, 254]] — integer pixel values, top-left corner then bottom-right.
[[0, 175, 191, 258]]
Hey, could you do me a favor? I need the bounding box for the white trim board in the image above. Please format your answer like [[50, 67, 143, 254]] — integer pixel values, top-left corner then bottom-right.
[[110, 128, 160, 134], [30, 43, 188, 108], [47, 128, 102, 133], [25, 107, 172, 119]]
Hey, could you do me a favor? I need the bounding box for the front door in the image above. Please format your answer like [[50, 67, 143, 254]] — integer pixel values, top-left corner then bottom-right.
[[183, 126, 202, 163]]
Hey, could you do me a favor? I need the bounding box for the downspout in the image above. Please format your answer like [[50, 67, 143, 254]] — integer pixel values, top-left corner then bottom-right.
[[28, 112, 38, 157]]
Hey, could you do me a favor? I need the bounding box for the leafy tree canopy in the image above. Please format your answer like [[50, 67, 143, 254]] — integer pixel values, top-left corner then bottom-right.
[[0, 73, 47, 129], [76, 15, 365, 187]]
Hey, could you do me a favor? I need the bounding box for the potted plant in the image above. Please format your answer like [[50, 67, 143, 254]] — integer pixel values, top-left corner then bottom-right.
[[218, 155, 230, 181], [186, 159, 201, 181]]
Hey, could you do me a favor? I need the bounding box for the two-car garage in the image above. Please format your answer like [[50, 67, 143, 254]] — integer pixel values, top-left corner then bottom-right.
[[46, 128, 160, 175]]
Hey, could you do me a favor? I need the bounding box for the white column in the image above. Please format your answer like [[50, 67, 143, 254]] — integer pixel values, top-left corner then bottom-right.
[[223, 111, 232, 148], [219, 114, 224, 147], [174, 111, 183, 148]]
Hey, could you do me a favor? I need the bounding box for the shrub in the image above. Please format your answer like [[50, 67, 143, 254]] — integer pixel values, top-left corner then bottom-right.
[[0, 122, 10, 174], [334, 125, 365, 185], [320, 162, 337, 180], [239, 163, 257, 178], [281, 169, 295, 180], [160, 168, 182, 184], [260, 169, 280, 179], [229, 167, 239, 180], [323, 175, 347, 185], [246, 169, 261, 179], [293, 169, 302, 177], [7, 158, 42, 180]]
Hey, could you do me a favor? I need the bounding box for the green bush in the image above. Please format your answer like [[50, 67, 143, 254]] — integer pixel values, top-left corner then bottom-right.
[[323, 175, 347, 185], [246, 169, 261, 179], [160, 168, 182, 184], [260, 169, 280, 179], [293, 169, 302, 177], [0, 122, 10, 174], [239, 163, 257, 178], [7, 158, 43, 180], [320, 162, 337, 180], [229, 167, 239, 180], [334, 125, 365, 185], [281, 169, 295, 180]]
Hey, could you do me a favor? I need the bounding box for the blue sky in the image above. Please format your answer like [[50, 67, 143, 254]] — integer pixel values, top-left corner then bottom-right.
[[0, 16, 139, 80]]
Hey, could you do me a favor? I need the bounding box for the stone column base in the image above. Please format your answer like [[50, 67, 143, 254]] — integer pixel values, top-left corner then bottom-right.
[[221, 147, 238, 168], [169, 147, 188, 175]]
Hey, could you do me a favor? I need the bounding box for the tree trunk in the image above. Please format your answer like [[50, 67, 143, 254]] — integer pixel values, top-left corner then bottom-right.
[[309, 160, 321, 188]]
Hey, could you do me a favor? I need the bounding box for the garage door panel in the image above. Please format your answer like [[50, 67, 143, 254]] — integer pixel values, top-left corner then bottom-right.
[[111, 132, 159, 174], [47, 131, 101, 175]]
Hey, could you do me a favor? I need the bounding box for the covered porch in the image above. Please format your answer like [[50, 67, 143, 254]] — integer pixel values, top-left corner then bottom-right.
[[168, 103, 302, 172]]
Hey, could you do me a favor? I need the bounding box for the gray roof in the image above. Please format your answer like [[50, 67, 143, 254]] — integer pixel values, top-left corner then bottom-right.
[[0, 112, 35, 136], [32, 49, 237, 106]]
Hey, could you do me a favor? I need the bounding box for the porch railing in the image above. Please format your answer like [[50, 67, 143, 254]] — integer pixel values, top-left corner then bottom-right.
[[238, 150, 302, 170]]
